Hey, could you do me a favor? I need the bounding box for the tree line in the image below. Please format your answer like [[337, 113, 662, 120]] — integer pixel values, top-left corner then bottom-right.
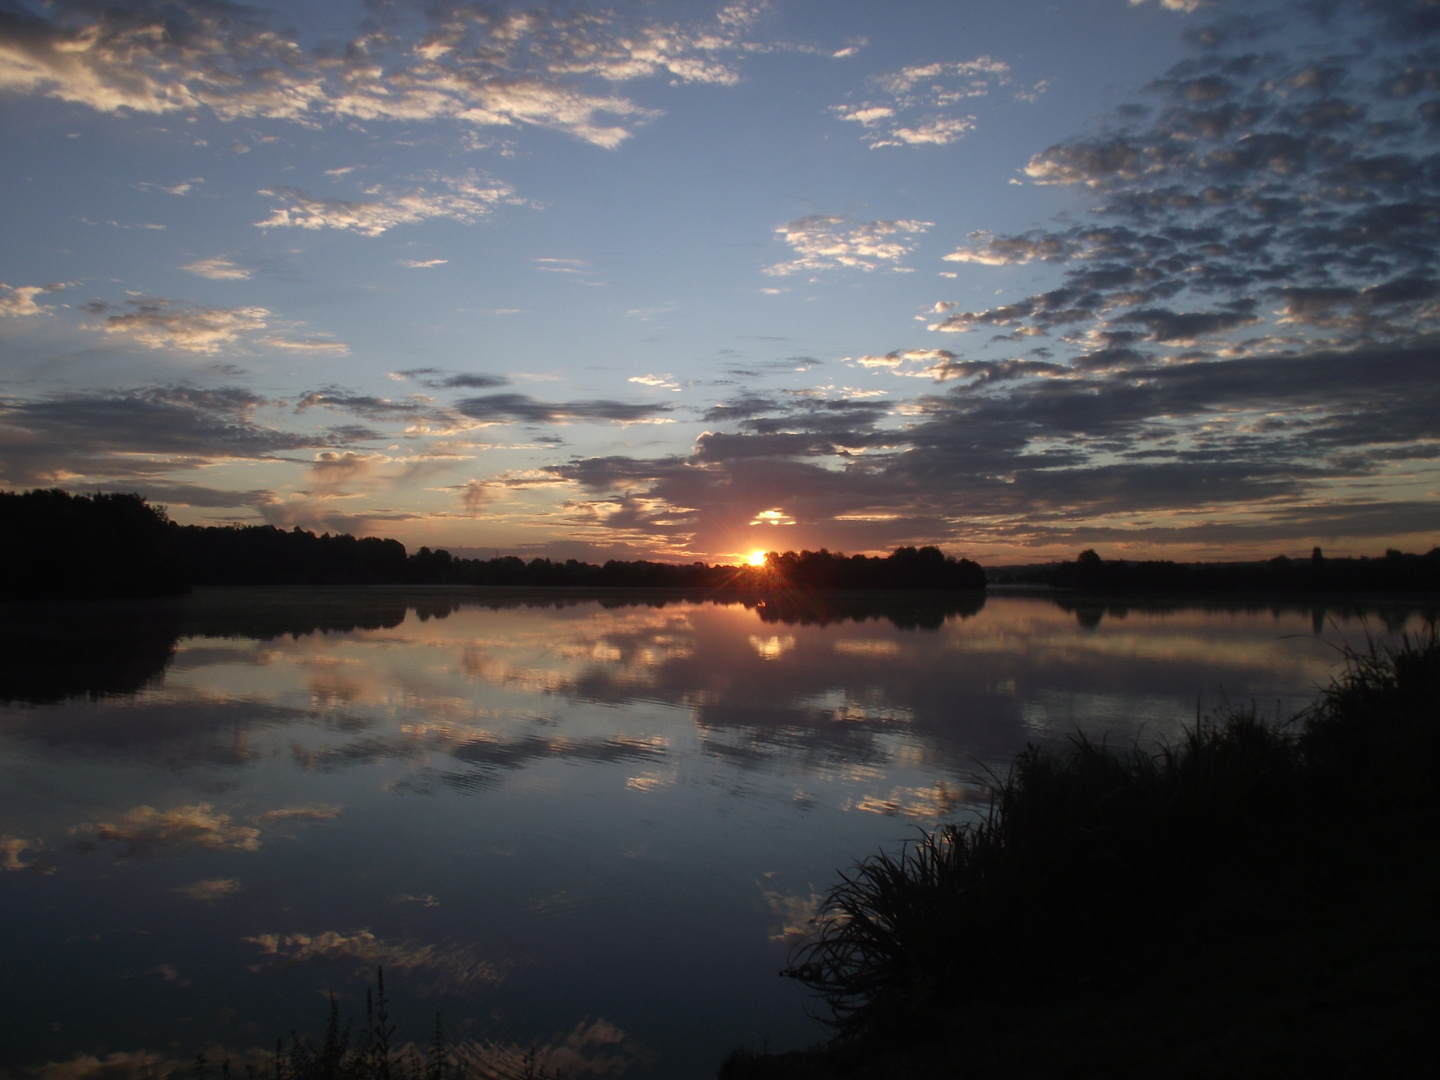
[[0, 489, 987, 599], [10, 489, 1432, 602], [1034, 546, 1440, 594]]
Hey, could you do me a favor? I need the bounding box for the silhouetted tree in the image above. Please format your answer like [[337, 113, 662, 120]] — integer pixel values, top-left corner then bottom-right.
[[0, 489, 186, 599]]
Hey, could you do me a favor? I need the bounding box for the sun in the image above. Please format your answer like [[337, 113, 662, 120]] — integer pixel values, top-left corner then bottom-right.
[[747, 549, 768, 567]]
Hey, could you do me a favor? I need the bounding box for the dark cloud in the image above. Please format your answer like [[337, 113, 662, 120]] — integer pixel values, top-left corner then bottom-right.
[[391, 369, 510, 390], [295, 389, 437, 422], [75, 480, 277, 510], [524, 2, 1440, 558], [541, 336, 1440, 554], [439, 373, 509, 389], [453, 393, 671, 423], [929, 5, 1440, 377], [0, 387, 342, 489], [703, 394, 784, 422]]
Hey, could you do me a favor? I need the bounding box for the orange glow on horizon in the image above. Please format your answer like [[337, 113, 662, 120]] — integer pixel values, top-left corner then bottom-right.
[[747, 549, 768, 567]]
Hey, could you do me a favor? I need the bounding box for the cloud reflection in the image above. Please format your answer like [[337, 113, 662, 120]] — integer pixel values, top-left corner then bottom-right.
[[70, 801, 339, 858], [763, 888, 824, 943], [7, 592, 1433, 811], [243, 929, 508, 995], [1, 834, 54, 874], [175, 877, 241, 902], [23, 1051, 191, 1080], [72, 804, 260, 857]]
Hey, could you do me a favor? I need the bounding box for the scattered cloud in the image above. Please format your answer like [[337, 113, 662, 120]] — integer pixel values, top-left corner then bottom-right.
[[401, 258, 448, 269], [1131, 0, 1212, 11], [927, 3, 1440, 377], [262, 335, 350, 356], [454, 392, 673, 424], [257, 175, 520, 237], [0, 1, 776, 146], [767, 216, 932, 275], [84, 297, 270, 353], [857, 348, 959, 377], [1, 281, 65, 317], [304, 450, 389, 495], [459, 479, 494, 514], [629, 373, 681, 391], [137, 179, 200, 196], [834, 56, 1013, 147], [0, 386, 347, 492], [182, 257, 251, 281], [391, 369, 510, 391]]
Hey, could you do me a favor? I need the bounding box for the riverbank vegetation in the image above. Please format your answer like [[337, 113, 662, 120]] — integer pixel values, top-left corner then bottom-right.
[[1, 489, 983, 598], [723, 630, 1440, 1078], [1004, 545, 1440, 594], [8, 489, 1438, 604]]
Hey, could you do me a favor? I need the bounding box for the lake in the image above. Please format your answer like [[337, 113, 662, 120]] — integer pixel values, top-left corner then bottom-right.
[[1, 587, 1432, 1077]]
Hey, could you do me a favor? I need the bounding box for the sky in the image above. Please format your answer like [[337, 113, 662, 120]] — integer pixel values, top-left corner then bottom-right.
[[2, 0, 1439, 565]]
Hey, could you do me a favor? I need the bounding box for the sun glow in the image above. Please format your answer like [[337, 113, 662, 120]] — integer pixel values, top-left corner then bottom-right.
[[748, 549, 768, 567]]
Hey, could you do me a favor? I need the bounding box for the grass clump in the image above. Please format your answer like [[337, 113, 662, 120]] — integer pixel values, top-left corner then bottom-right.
[[742, 629, 1440, 1077], [195, 970, 562, 1080], [784, 711, 1300, 1036]]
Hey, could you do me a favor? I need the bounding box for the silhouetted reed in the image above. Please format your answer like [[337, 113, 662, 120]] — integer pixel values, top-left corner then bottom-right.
[[194, 970, 563, 1080], [781, 627, 1439, 1040]]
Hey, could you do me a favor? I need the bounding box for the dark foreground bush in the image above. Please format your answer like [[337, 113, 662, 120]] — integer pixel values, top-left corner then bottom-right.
[[770, 628, 1440, 1056]]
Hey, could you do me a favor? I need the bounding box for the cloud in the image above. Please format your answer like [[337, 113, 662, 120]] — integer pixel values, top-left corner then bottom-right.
[[913, 1, 1440, 384], [454, 392, 673, 424], [459, 480, 494, 514], [0, 1, 774, 147], [256, 175, 519, 237], [401, 258, 448, 269], [295, 389, 437, 422], [1, 281, 64, 317], [0, 386, 352, 491], [182, 257, 250, 280], [391, 369, 510, 391], [304, 451, 389, 495], [943, 230, 1073, 266], [536, 329, 1440, 556], [857, 348, 959, 377], [629, 373, 681, 390], [834, 56, 1013, 148], [137, 179, 199, 196], [1131, 0, 1212, 11], [767, 216, 932, 275], [882, 115, 978, 146], [85, 297, 270, 353], [262, 335, 350, 356]]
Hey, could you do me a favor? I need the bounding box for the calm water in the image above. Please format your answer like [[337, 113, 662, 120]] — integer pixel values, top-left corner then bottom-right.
[[1, 588, 1433, 1076]]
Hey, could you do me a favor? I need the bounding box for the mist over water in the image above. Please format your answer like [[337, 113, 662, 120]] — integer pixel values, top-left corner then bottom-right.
[[1, 589, 1431, 1077]]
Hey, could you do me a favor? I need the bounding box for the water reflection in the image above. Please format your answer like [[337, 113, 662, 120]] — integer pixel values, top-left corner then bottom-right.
[[0, 587, 1433, 1078], [1049, 593, 1433, 635], [0, 602, 184, 704]]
